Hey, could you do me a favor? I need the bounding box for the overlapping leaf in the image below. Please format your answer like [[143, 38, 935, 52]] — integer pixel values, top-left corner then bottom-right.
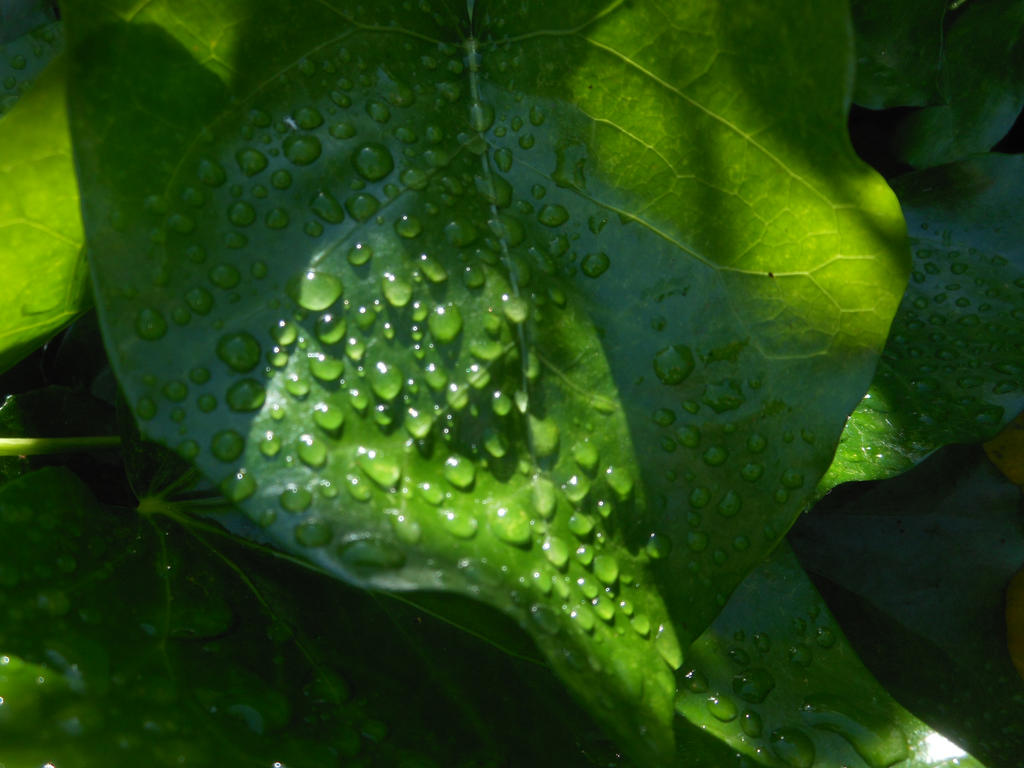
[[0, 28, 90, 375], [67, 0, 906, 761], [676, 542, 989, 768], [0, 466, 632, 767], [821, 154, 1024, 492], [852, 0, 1024, 167], [793, 445, 1023, 767]]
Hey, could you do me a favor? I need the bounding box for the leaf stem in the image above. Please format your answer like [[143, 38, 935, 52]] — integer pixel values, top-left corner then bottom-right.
[[0, 435, 121, 456]]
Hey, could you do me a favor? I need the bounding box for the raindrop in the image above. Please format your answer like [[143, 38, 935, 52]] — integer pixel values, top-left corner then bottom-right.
[[537, 204, 569, 227], [444, 455, 476, 489], [284, 134, 322, 165], [216, 332, 261, 372], [135, 308, 167, 340], [235, 149, 267, 177], [226, 379, 266, 412], [369, 361, 403, 400], [732, 668, 775, 703], [706, 694, 738, 722], [310, 190, 345, 223], [653, 345, 695, 385], [581, 252, 610, 278], [356, 447, 401, 489], [770, 728, 815, 768], [352, 143, 394, 180], [287, 270, 343, 311], [211, 430, 245, 462], [297, 433, 327, 468], [440, 508, 478, 538], [491, 505, 531, 546], [295, 519, 333, 547]]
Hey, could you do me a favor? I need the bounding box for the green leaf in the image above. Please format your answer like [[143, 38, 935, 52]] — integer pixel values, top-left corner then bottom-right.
[[821, 154, 1024, 492], [792, 444, 1024, 767], [0, 46, 90, 375], [890, 1, 1024, 168], [850, 0, 949, 109], [675, 541, 989, 768], [0, 466, 635, 766], [68, 1, 906, 761], [0, 19, 61, 114]]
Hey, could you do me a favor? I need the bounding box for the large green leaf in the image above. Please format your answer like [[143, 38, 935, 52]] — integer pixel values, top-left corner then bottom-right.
[[821, 154, 1024, 492], [0, 44, 90, 375], [67, 1, 906, 760], [793, 444, 1024, 767], [676, 541, 989, 768], [850, 0, 949, 110], [0, 466, 636, 767], [888, 0, 1024, 167]]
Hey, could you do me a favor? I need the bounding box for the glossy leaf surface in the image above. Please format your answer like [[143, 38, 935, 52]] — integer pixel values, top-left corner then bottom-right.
[[677, 541, 989, 768], [792, 445, 1023, 768], [69, 1, 906, 759], [821, 155, 1024, 492], [0, 466, 635, 767], [850, 0, 949, 110], [0, 41, 89, 375], [887, 0, 1024, 167], [0, 19, 61, 114]]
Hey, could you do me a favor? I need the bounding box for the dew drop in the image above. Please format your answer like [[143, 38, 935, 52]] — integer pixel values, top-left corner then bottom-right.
[[226, 378, 266, 412], [336, 538, 405, 571], [537, 204, 569, 227], [287, 270, 343, 311], [440, 508, 478, 538], [356, 447, 401, 489], [284, 134, 322, 165], [216, 332, 261, 372], [295, 519, 333, 547], [369, 361, 403, 400], [382, 273, 412, 307], [444, 217, 478, 246], [581, 252, 610, 278], [297, 433, 327, 468], [491, 505, 531, 546], [394, 214, 422, 238], [593, 555, 619, 585], [653, 345, 695, 385], [469, 101, 495, 132], [542, 536, 570, 568], [280, 486, 313, 512], [310, 190, 345, 223], [198, 157, 227, 186], [732, 668, 775, 703], [135, 308, 167, 340], [352, 143, 394, 180], [800, 694, 908, 768], [235, 149, 267, 177], [770, 728, 815, 768], [444, 455, 476, 489], [211, 430, 245, 462], [741, 710, 763, 738], [706, 694, 738, 722]]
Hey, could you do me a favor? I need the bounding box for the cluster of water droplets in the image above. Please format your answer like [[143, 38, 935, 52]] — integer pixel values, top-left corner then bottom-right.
[[676, 608, 910, 768], [868, 238, 1023, 432], [115, 30, 694, 723]]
